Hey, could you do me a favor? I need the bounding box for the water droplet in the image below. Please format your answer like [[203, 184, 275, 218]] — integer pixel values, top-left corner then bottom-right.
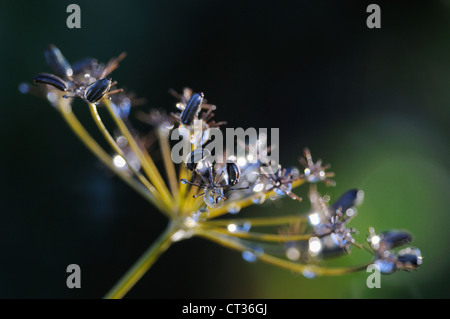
[[18, 83, 30, 94], [47, 92, 58, 103], [237, 157, 247, 167], [116, 136, 127, 147], [192, 207, 209, 222], [302, 269, 317, 279], [252, 183, 264, 193], [252, 193, 266, 205], [374, 259, 396, 274], [171, 230, 186, 242], [242, 251, 257, 263], [227, 204, 241, 214], [113, 155, 127, 168], [308, 237, 322, 256], [204, 188, 225, 208], [241, 247, 264, 263], [269, 193, 279, 201], [184, 216, 197, 228], [286, 247, 301, 261], [227, 222, 251, 233], [308, 213, 321, 226]]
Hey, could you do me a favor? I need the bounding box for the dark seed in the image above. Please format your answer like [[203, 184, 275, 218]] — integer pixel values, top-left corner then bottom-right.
[[332, 189, 363, 212], [226, 162, 241, 186], [379, 230, 413, 250], [84, 78, 112, 104], [180, 93, 203, 125], [34, 73, 68, 92], [44, 44, 73, 78]]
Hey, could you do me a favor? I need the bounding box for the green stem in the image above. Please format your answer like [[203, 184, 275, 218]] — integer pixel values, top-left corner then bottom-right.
[[104, 222, 178, 299]]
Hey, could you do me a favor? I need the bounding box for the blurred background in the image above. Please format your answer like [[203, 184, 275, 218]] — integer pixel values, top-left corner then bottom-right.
[[0, 0, 449, 298]]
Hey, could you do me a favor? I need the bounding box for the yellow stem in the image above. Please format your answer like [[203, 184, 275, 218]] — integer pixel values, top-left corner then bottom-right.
[[102, 99, 174, 210], [177, 165, 190, 209], [195, 227, 370, 276], [205, 226, 314, 242], [204, 215, 308, 227], [58, 101, 165, 212], [158, 128, 179, 199], [205, 180, 306, 219], [88, 103, 166, 208], [104, 222, 178, 299]]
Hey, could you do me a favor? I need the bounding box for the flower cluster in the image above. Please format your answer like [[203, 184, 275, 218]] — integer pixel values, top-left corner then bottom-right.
[[20, 45, 422, 298], [367, 228, 422, 274]]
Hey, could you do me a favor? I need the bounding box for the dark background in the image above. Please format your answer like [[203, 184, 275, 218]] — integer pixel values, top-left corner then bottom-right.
[[0, 0, 449, 298]]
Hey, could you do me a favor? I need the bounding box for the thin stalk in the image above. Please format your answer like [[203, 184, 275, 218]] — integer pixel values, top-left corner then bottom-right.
[[195, 227, 370, 276], [204, 215, 308, 227], [177, 165, 190, 208], [58, 102, 166, 213], [205, 226, 314, 242], [158, 128, 179, 199], [205, 179, 306, 219], [103, 99, 174, 210], [104, 222, 178, 299], [88, 103, 166, 208]]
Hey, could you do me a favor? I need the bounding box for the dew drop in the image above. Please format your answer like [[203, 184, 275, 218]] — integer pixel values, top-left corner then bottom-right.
[[242, 251, 257, 263], [308, 213, 321, 226], [242, 247, 263, 263], [113, 155, 127, 168], [18, 83, 30, 94], [308, 237, 322, 256], [252, 193, 266, 205], [227, 204, 241, 214], [116, 136, 127, 147], [171, 230, 186, 242], [302, 269, 317, 279], [192, 208, 209, 222], [252, 183, 264, 193], [374, 259, 396, 274], [269, 193, 279, 201], [228, 222, 251, 233], [286, 247, 301, 261], [47, 92, 58, 103]]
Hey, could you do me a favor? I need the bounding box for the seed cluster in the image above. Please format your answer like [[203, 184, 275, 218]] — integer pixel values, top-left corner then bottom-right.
[[21, 45, 423, 298]]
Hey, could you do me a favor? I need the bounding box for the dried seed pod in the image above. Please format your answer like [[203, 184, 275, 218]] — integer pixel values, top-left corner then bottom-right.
[[397, 247, 422, 270], [225, 162, 241, 186], [378, 231, 413, 250], [84, 77, 112, 104], [332, 189, 364, 212], [44, 44, 73, 78], [34, 73, 68, 92], [180, 93, 204, 125]]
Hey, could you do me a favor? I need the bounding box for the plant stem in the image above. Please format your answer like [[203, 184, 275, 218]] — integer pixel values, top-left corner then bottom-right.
[[195, 227, 370, 276], [88, 103, 167, 211], [205, 215, 308, 227], [206, 179, 306, 219], [204, 226, 314, 242], [104, 222, 178, 299], [103, 99, 174, 210], [158, 128, 179, 199], [58, 101, 165, 212]]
